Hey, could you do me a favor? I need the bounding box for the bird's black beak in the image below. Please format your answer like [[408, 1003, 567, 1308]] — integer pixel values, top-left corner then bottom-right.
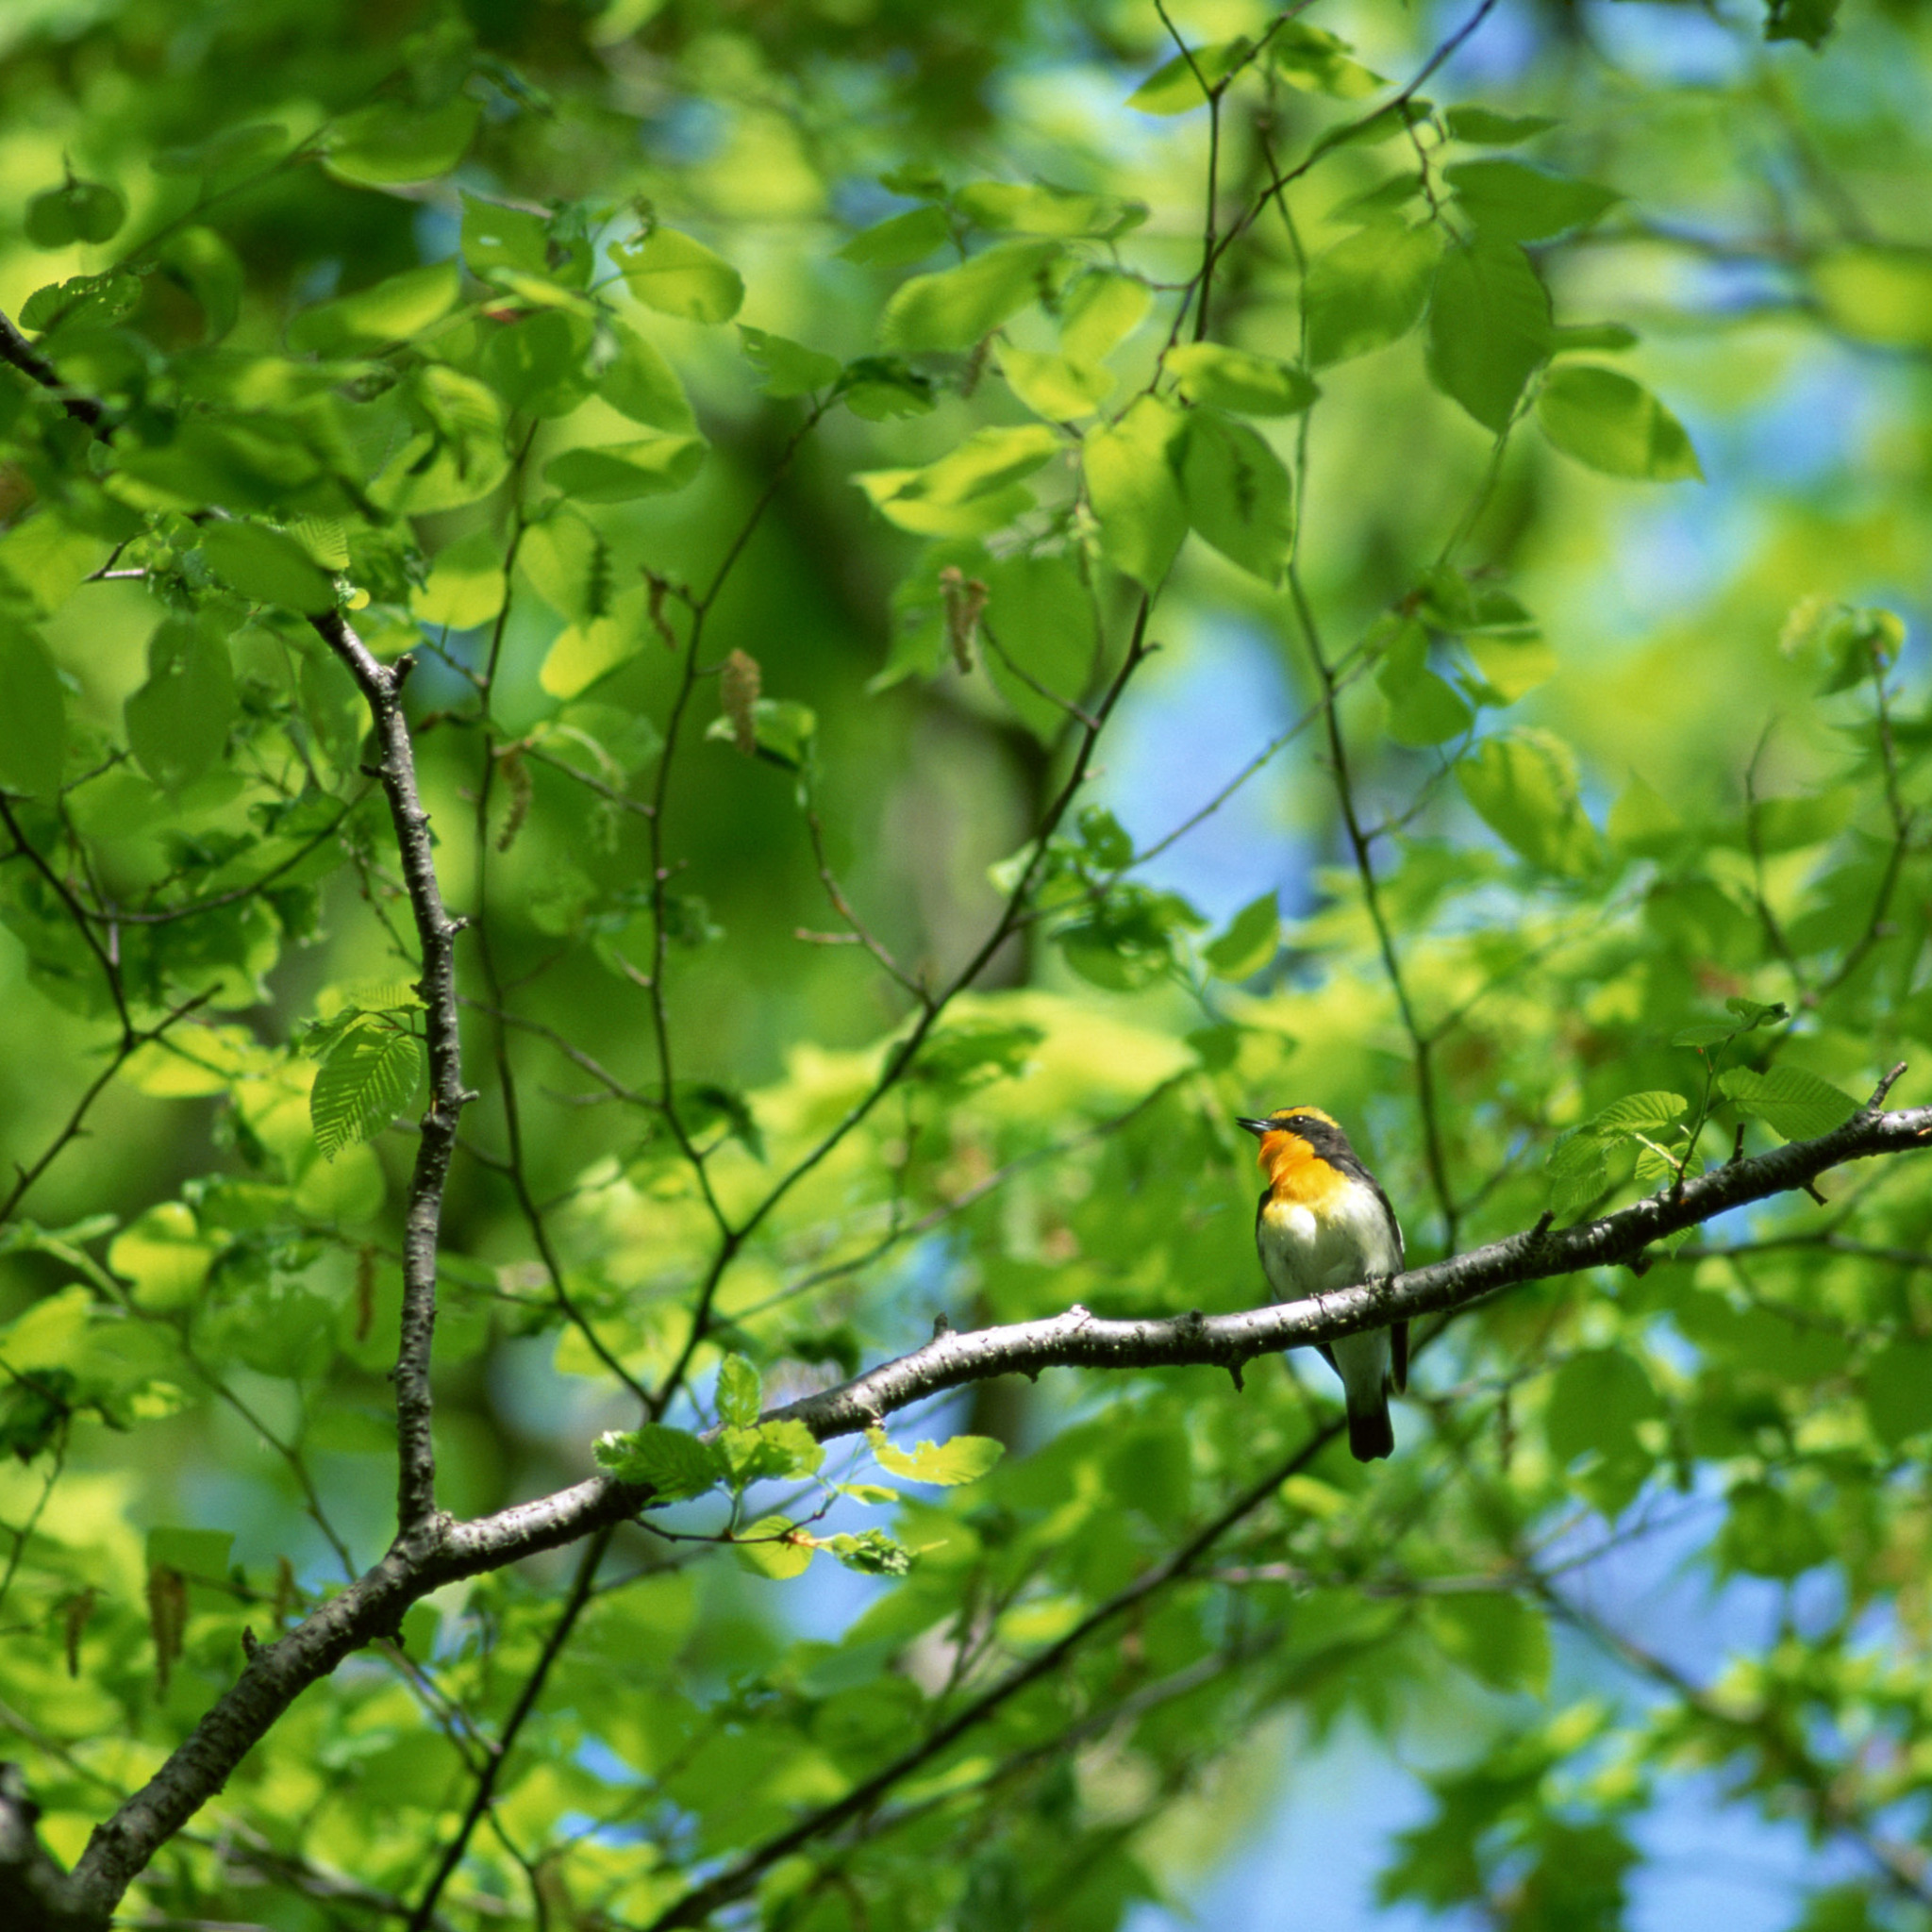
[[1235, 1117, 1271, 1138]]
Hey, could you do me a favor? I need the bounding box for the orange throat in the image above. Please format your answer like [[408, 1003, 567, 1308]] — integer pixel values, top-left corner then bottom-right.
[[1257, 1131, 1351, 1210]]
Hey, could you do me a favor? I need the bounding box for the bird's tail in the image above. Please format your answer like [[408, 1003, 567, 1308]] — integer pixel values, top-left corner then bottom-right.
[[1345, 1392, 1394, 1462], [1332, 1328, 1395, 1462]]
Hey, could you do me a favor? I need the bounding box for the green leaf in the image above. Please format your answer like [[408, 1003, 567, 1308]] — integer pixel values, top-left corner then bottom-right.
[[739, 325, 841, 397], [1537, 365, 1702, 481], [717, 1353, 762, 1427], [855, 425, 1058, 538], [1202, 891, 1280, 980], [879, 240, 1062, 353], [1165, 342, 1318, 417], [1717, 1066, 1857, 1141], [597, 322, 696, 431], [1269, 22, 1384, 99], [199, 521, 335, 612], [544, 435, 706, 503], [0, 622, 66, 800], [1304, 223, 1441, 368], [1443, 107, 1557, 145], [1862, 1340, 1932, 1447], [1546, 1348, 1660, 1467], [838, 204, 953, 268], [483, 309, 593, 416], [612, 226, 745, 324], [704, 697, 816, 769], [867, 1427, 1005, 1486], [325, 96, 479, 185], [1058, 269, 1151, 363], [150, 122, 288, 177], [1811, 247, 1932, 348], [1590, 1091, 1689, 1135], [411, 527, 507, 629], [1127, 37, 1253, 114], [287, 261, 461, 355], [978, 551, 1097, 743], [108, 1204, 218, 1310], [125, 614, 237, 791], [1609, 773, 1684, 856], [309, 1018, 424, 1159], [518, 506, 609, 623], [735, 1515, 814, 1579], [1000, 347, 1114, 420], [1457, 728, 1599, 875], [1718, 1481, 1828, 1578], [911, 1021, 1043, 1092], [1426, 240, 1551, 431], [1376, 622, 1472, 747], [1082, 393, 1189, 587], [719, 1418, 824, 1487], [459, 192, 551, 278], [955, 181, 1143, 238], [540, 587, 652, 699], [1174, 408, 1294, 584], [824, 1529, 913, 1576], [1764, 0, 1840, 46], [593, 1424, 726, 1501], [1425, 1594, 1550, 1693], [838, 356, 937, 420], [1444, 160, 1619, 242], [25, 177, 127, 248]]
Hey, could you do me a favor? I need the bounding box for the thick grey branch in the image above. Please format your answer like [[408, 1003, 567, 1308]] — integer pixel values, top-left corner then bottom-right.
[[768, 1070, 1930, 1439], [309, 613, 472, 1535]]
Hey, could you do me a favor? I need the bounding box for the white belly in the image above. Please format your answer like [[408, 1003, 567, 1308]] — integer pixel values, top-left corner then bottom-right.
[[1256, 1187, 1401, 1304]]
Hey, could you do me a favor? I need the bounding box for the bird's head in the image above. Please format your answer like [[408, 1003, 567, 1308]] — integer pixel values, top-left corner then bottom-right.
[[1236, 1106, 1347, 1174]]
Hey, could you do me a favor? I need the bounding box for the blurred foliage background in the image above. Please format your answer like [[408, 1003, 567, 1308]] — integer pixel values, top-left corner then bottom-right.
[[3, 0, 1932, 1926]]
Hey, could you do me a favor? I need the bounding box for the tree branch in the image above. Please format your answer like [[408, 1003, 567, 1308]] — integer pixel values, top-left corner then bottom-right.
[[767, 1067, 1928, 1440], [308, 615, 473, 1535]]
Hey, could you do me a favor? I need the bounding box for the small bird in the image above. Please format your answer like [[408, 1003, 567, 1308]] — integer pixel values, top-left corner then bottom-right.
[[1238, 1107, 1407, 1461]]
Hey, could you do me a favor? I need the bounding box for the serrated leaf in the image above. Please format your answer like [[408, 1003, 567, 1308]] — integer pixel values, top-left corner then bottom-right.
[[1537, 364, 1701, 482], [200, 521, 335, 612], [594, 1424, 726, 1502], [612, 226, 744, 324], [0, 623, 66, 800], [735, 1515, 814, 1579], [1457, 728, 1599, 875], [1127, 37, 1252, 114], [1000, 347, 1114, 420], [739, 325, 841, 398], [825, 1529, 913, 1576], [717, 1353, 762, 1427], [125, 614, 236, 791], [1591, 1091, 1688, 1135], [1426, 239, 1551, 431], [1083, 393, 1188, 587], [838, 204, 952, 268], [309, 1019, 424, 1160], [1718, 1066, 1857, 1142], [867, 1427, 1005, 1486], [879, 240, 1062, 353], [1166, 342, 1318, 416], [411, 527, 507, 629], [1304, 222, 1441, 368], [720, 1418, 824, 1488], [1174, 408, 1294, 584], [1444, 159, 1619, 242], [325, 97, 479, 186], [545, 436, 706, 504], [1203, 891, 1280, 980]]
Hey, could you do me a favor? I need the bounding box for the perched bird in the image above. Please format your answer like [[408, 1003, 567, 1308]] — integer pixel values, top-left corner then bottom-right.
[[1237, 1107, 1407, 1462]]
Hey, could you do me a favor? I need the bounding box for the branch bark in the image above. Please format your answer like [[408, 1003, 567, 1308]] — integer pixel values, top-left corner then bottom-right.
[[308, 614, 473, 1535]]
